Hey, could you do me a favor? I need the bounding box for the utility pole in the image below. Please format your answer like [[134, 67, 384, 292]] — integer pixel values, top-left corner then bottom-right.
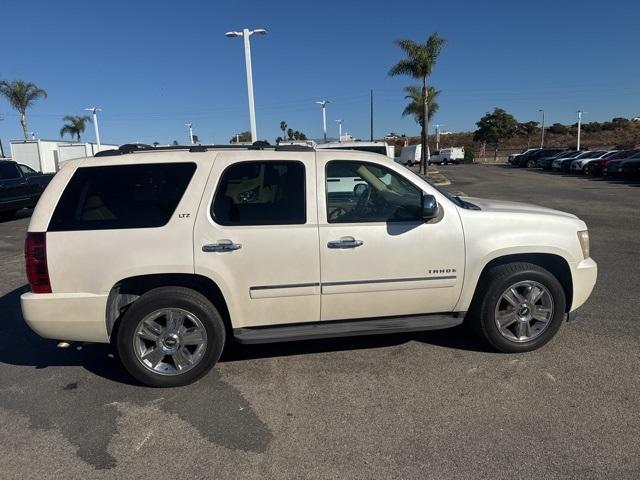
[[85, 107, 102, 150], [336, 119, 343, 142], [577, 110, 583, 150], [225, 28, 268, 143], [185, 123, 194, 145], [316, 100, 330, 142], [539, 109, 545, 148], [370, 89, 374, 141]]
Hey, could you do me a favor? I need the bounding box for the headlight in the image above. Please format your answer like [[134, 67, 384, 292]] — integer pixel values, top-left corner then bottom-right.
[[577, 230, 590, 259]]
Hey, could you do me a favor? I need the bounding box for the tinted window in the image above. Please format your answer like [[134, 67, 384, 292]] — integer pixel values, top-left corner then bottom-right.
[[0, 162, 22, 180], [326, 161, 422, 223], [49, 163, 196, 231], [19, 164, 38, 175], [212, 161, 305, 225]]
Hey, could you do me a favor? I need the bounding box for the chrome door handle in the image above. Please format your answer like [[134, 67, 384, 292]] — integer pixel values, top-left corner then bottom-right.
[[327, 237, 363, 249], [202, 240, 242, 252]]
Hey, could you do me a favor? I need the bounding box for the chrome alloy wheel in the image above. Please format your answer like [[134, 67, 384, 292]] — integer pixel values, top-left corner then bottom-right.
[[133, 308, 208, 376], [494, 281, 554, 343]]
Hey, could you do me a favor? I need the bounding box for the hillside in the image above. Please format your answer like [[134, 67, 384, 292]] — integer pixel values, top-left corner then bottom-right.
[[391, 119, 640, 160]]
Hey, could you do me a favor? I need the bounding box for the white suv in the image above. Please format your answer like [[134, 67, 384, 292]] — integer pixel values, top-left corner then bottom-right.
[[21, 145, 597, 387]]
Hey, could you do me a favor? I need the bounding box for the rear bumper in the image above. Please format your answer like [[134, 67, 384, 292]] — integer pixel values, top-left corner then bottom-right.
[[570, 257, 597, 312], [20, 291, 109, 343]]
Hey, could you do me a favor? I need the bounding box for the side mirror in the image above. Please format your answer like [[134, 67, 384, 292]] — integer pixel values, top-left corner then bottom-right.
[[422, 194, 438, 221]]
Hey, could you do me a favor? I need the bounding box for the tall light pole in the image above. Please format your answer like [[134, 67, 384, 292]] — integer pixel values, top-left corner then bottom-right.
[[335, 119, 343, 142], [185, 123, 194, 145], [225, 28, 267, 143], [85, 107, 102, 150], [577, 110, 583, 150], [316, 100, 330, 143], [435, 124, 444, 150], [539, 109, 545, 148]]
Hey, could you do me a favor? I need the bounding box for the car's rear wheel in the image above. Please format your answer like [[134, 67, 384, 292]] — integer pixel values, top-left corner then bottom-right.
[[117, 286, 225, 387], [470, 262, 566, 353]]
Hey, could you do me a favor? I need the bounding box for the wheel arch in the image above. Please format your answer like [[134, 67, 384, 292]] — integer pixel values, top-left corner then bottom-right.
[[106, 273, 231, 342], [467, 253, 573, 313]]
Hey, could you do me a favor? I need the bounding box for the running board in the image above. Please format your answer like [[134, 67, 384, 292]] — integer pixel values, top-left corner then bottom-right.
[[232, 312, 466, 344]]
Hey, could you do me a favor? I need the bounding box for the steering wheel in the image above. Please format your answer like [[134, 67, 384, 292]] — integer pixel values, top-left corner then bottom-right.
[[355, 185, 372, 214]]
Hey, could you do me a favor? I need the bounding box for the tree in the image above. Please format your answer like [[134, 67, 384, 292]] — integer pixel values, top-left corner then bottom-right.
[[548, 123, 569, 135], [230, 131, 251, 143], [473, 108, 519, 161], [401, 85, 439, 128], [389, 33, 446, 174], [59, 115, 92, 142], [280, 121, 287, 141], [518, 121, 539, 148], [0, 80, 47, 140]]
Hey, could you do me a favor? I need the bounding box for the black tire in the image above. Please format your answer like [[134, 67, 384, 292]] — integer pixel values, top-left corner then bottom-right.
[[0, 210, 17, 220], [469, 262, 566, 353], [117, 286, 226, 387], [526, 159, 537, 168]]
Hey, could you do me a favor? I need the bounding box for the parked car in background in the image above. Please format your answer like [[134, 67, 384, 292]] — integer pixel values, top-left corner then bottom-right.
[[0, 160, 54, 218], [537, 150, 582, 170], [605, 151, 640, 176], [586, 149, 640, 176], [553, 151, 603, 172], [508, 148, 539, 165], [570, 150, 618, 174], [518, 148, 564, 168]]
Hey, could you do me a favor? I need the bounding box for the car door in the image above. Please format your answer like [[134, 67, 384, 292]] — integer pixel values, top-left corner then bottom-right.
[[317, 152, 465, 321], [194, 151, 320, 329]]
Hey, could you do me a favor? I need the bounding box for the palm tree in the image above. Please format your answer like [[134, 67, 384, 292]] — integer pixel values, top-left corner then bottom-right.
[[0, 80, 48, 140], [280, 121, 287, 142], [60, 115, 92, 142], [389, 33, 446, 174], [402, 85, 440, 129]]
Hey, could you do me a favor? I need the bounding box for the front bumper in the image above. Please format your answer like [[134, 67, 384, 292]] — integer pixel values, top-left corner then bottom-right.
[[21, 291, 110, 343], [570, 257, 597, 312]]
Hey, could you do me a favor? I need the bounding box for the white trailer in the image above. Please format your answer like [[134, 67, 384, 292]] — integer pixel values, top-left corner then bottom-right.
[[10, 140, 117, 173]]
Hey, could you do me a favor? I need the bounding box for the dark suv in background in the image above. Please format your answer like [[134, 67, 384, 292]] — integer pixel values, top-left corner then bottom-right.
[[515, 148, 564, 168]]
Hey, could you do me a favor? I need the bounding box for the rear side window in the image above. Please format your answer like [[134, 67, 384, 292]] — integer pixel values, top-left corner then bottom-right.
[[0, 162, 22, 180], [49, 163, 196, 231], [211, 161, 306, 225]]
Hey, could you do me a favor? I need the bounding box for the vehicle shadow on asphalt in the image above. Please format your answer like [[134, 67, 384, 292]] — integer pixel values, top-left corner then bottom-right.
[[0, 285, 492, 383], [0, 284, 139, 385], [0, 208, 33, 224]]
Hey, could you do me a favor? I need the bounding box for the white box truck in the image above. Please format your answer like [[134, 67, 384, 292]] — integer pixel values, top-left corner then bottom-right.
[[398, 145, 465, 166]]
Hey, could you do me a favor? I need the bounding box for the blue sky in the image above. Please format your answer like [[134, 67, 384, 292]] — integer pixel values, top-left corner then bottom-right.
[[1, 0, 639, 145]]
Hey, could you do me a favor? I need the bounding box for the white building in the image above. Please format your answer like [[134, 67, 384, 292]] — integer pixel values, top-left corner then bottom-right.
[[10, 140, 117, 173]]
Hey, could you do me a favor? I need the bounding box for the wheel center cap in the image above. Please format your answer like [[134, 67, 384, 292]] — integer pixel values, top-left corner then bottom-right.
[[518, 305, 531, 317], [161, 333, 180, 353]]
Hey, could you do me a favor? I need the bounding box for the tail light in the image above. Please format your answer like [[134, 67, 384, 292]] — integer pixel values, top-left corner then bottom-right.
[[25, 232, 51, 293]]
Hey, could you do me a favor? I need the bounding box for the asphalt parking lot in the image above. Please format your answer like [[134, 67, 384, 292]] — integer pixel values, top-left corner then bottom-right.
[[1, 164, 638, 479]]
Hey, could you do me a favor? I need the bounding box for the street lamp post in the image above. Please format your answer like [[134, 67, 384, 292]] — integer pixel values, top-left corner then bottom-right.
[[435, 124, 444, 150], [316, 100, 330, 142], [185, 123, 194, 145], [577, 110, 583, 150], [85, 107, 102, 150], [225, 28, 267, 143], [539, 109, 545, 148], [336, 119, 342, 142]]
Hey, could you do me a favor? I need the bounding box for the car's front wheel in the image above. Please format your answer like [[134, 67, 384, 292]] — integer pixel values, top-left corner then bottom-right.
[[470, 262, 566, 353], [526, 159, 537, 168], [117, 286, 225, 387]]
